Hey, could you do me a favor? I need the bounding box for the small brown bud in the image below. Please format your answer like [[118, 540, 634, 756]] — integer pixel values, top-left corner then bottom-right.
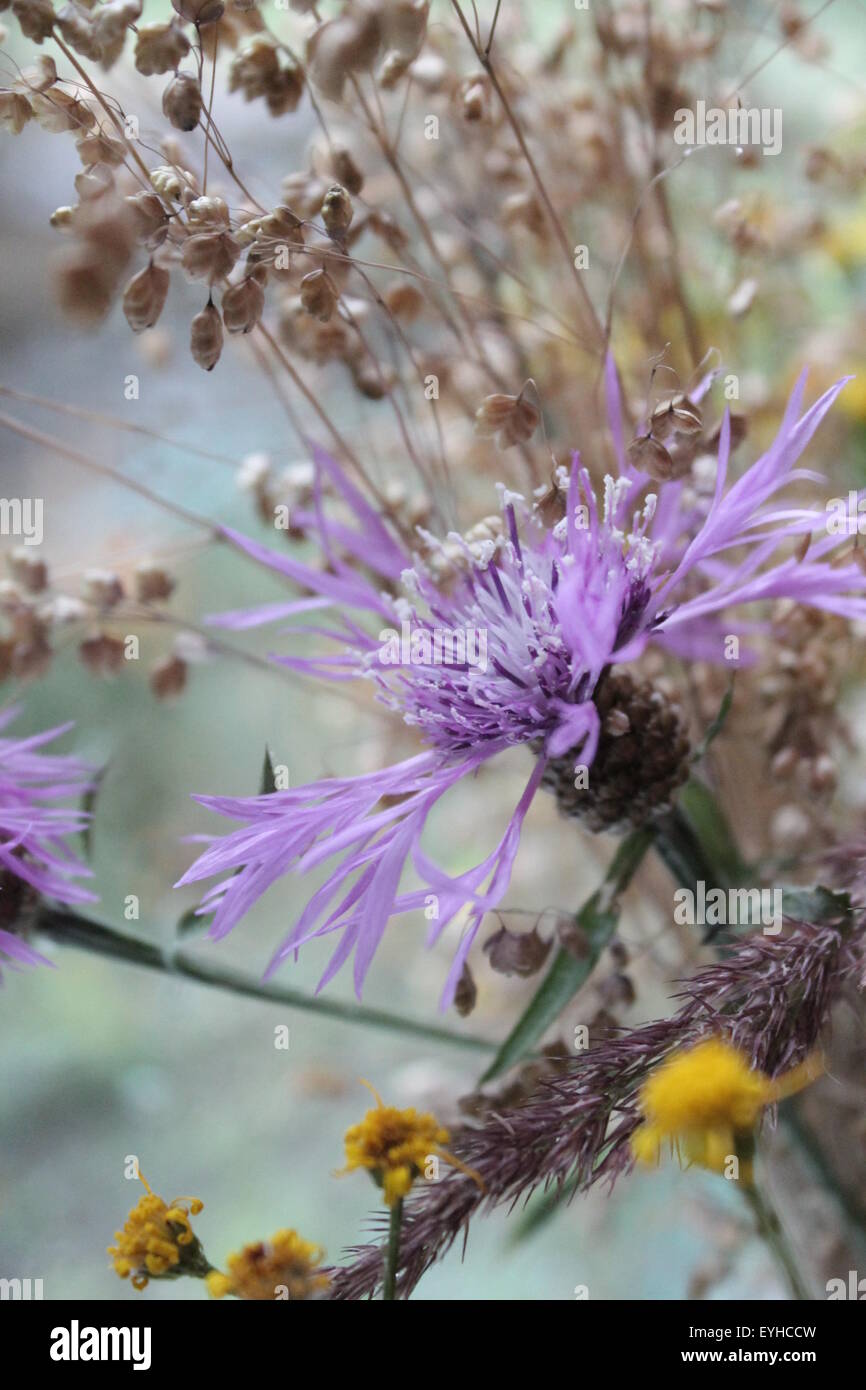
[[150, 653, 187, 699], [190, 300, 223, 371], [331, 146, 363, 196], [483, 924, 551, 978], [133, 562, 175, 603], [222, 275, 264, 333], [122, 262, 170, 331], [162, 72, 202, 132], [299, 267, 338, 322]]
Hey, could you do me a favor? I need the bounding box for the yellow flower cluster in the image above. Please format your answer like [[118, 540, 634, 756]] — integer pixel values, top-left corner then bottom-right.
[[108, 1174, 207, 1290], [206, 1230, 330, 1301], [631, 1037, 821, 1182], [342, 1080, 482, 1206]]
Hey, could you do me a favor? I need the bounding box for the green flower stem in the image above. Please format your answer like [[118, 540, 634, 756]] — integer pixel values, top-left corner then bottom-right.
[[33, 906, 497, 1055], [383, 1198, 404, 1302], [742, 1175, 814, 1302]]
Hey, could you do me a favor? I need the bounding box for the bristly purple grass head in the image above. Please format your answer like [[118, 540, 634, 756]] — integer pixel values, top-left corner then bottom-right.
[[0, 707, 96, 975], [178, 361, 865, 1006]]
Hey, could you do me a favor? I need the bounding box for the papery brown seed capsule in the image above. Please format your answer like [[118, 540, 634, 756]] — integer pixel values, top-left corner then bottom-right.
[[383, 282, 423, 320], [181, 229, 240, 283], [171, 0, 224, 24], [483, 924, 551, 978], [329, 146, 363, 196], [19, 53, 57, 91], [162, 72, 202, 131], [150, 653, 187, 699], [299, 267, 338, 322], [8, 548, 48, 594], [134, 21, 190, 75], [84, 569, 124, 608], [649, 393, 702, 441], [222, 275, 264, 333], [79, 632, 125, 676], [31, 88, 95, 133], [122, 262, 170, 332], [190, 300, 223, 370], [626, 432, 677, 481], [474, 391, 540, 448], [126, 190, 168, 240], [12, 0, 57, 43], [453, 962, 477, 1017], [75, 130, 126, 167], [321, 183, 353, 238], [134, 561, 175, 602], [0, 91, 33, 134]]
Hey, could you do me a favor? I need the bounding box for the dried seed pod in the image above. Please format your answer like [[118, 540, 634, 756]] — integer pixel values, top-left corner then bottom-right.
[[330, 146, 363, 196], [150, 653, 187, 699], [181, 229, 240, 283], [453, 962, 477, 1017], [626, 432, 679, 481], [461, 77, 488, 122], [648, 393, 702, 442], [75, 130, 126, 166], [483, 924, 551, 978], [133, 561, 175, 602], [383, 282, 424, 320], [382, 0, 428, 60], [474, 391, 540, 448], [187, 194, 230, 227], [150, 164, 197, 203], [190, 299, 223, 371], [321, 183, 353, 238], [84, 569, 124, 608], [221, 275, 264, 333], [92, 0, 141, 69], [8, 548, 48, 594], [122, 262, 170, 332], [134, 20, 190, 75], [307, 9, 383, 100], [171, 0, 224, 24], [13, 0, 59, 43], [0, 91, 33, 134], [79, 632, 125, 676], [162, 72, 202, 131], [18, 53, 57, 90], [126, 190, 168, 240], [49, 205, 75, 228], [299, 267, 338, 322], [30, 88, 95, 133], [351, 359, 394, 400]]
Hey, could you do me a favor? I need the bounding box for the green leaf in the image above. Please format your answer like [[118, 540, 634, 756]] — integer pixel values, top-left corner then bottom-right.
[[691, 675, 735, 764], [479, 827, 654, 1084], [677, 778, 750, 889], [780, 885, 852, 925]]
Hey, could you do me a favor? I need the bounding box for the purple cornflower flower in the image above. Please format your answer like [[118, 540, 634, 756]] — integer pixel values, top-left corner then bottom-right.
[[0, 706, 96, 974], [179, 364, 865, 1004]]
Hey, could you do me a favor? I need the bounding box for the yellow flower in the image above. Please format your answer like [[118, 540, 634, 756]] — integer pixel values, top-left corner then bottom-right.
[[108, 1172, 208, 1290], [631, 1037, 821, 1182], [207, 1230, 330, 1301], [341, 1080, 484, 1206]]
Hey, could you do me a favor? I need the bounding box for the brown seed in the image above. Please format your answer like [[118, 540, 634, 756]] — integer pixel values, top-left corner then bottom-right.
[[79, 632, 125, 676], [133, 561, 175, 602], [150, 653, 188, 699], [483, 924, 551, 978], [190, 300, 223, 371], [122, 262, 170, 332], [8, 548, 48, 593]]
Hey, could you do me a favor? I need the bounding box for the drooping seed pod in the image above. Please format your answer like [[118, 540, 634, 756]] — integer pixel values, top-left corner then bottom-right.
[[30, 88, 96, 133], [321, 183, 353, 238], [133, 561, 175, 602], [626, 432, 679, 481], [0, 91, 33, 134], [150, 653, 187, 699], [84, 569, 125, 608], [474, 390, 540, 448], [190, 299, 223, 371], [162, 72, 202, 131], [330, 146, 363, 196], [125, 190, 168, 240], [648, 393, 702, 442], [79, 632, 125, 676], [171, 0, 224, 25], [383, 282, 424, 320], [453, 962, 476, 1017], [299, 267, 338, 323], [187, 195, 230, 227], [181, 229, 240, 283], [483, 924, 551, 978], [14, 0, 61, 44], [134, 20, 190, 75], [8, 548, 48, 594], [122, 262, 170, 332], [75, 130, 126, 167], [92, 0, 141, 69], [19, 53, 57, 90], [221, 275, 264, 333]]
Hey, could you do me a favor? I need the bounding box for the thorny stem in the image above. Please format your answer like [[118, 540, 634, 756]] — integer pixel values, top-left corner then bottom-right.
[[383, 1198, 404, 1301], [33, 905, 497, 1055]]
